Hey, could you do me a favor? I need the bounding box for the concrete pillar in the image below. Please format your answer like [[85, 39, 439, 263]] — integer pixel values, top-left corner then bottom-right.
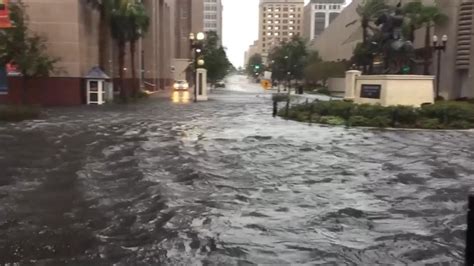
[[196, 68, 208, 101], [345, 70, 361, 100]]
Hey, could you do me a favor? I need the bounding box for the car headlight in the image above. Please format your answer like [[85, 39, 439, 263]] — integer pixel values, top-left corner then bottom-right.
[[173, 84, 178, 89], [184, 84, 189, 88]]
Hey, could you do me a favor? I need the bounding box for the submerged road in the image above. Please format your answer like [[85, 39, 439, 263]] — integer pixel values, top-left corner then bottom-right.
[[0, 75, 473, 264]]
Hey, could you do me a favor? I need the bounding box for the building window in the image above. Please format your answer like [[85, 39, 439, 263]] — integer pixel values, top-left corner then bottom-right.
[[329, 12, 339, 23], [314, 12, 326, 36]]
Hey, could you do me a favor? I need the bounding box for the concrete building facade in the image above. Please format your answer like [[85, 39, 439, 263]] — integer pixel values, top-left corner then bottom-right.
[[258, 0, 305, 60], [203, 0, 223, 40], [172, 0, 204, 81], [310, 0, 474, 99], [0, 0, 178, 105], [244, 40, 260, 66], [303, 0, 345, 42]]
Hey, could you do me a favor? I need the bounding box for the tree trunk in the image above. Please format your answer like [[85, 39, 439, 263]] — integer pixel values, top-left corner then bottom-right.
[[118, 41, 127, 102], [130, 40, 138, 97], [362, 19, 369, 74], [423, 25, 432, 75], [409, 24, 416, 43], [21, 76, 28, 105], [99, 9, 108, 72]]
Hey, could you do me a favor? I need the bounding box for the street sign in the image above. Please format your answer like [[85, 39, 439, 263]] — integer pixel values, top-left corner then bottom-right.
[[261, 79, 272, 90], [264, 71, 272, 80]]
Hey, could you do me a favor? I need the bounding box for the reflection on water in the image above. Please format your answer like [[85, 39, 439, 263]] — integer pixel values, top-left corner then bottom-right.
[[172, 90, 190, 104]]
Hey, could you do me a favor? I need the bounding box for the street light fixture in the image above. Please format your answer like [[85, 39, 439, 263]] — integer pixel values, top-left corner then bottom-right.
[[189, 31, 205, 102], [196, 32, 205, 41], [433, 34, 448, 100]]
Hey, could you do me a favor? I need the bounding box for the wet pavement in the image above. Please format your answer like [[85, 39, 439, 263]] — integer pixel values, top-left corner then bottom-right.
[[1, 75, 473, 265]]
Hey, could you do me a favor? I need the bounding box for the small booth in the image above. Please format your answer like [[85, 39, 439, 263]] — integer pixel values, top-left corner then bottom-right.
[[85, 66, 110, 105]]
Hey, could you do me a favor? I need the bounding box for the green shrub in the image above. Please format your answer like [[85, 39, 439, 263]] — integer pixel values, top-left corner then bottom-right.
[[0, 105, 41, 122], [447, 120, 474, 129], [369, 116, 391, 128], [313, 100, 354, 119], [282, 100, 474, 130], [319, 116, 346, 126], [349, 116, 372, 127], [421, 102, 474, 124], [354, 104, 391, 120], [388, 105, 419, 125], [417, 118, 442, 129]]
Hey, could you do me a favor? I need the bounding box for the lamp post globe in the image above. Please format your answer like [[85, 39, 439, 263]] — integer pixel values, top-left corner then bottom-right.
[[197, 59, 205, 66], [196, 32, 205, 41]]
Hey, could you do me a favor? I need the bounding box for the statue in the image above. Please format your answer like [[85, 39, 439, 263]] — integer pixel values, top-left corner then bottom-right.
[[373, 2, 415, 74]]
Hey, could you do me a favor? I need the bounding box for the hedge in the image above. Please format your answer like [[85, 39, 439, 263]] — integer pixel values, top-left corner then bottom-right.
[[0, 105, 41, 122], [280, 100, 474, 129]]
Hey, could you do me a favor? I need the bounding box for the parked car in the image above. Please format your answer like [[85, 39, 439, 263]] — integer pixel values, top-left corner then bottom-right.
[[215, 80, 226, 88], [173, 80, 189, 91]]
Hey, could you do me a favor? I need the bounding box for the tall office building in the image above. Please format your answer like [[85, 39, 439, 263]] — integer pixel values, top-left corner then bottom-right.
[[258, 0, 305, 60], [303, 0, 345, 41], [174, 0, 204, 59], [244, 40, 260, 66], [0, 0, 177, 105], [203, 0, 223, 41], [173, 0, 204, 80]]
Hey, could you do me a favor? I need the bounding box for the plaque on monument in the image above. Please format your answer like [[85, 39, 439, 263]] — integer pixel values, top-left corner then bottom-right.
[[360, 84, 381, 99]]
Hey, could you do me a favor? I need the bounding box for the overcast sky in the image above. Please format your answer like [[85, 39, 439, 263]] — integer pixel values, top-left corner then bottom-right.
[[222, 0, 352, 68]]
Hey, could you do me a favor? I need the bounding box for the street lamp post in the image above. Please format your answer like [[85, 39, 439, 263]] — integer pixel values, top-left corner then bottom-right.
[[432, 34, 448, 100], [189, 32, 205, 102]]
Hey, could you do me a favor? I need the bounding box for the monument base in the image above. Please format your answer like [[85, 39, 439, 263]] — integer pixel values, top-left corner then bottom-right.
[[196, 95, 208, 101], [345, 71, 435, 107], [195, 68, 208, 102]]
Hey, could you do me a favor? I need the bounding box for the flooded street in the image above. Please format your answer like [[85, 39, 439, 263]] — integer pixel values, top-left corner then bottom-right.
[[1, 76, 473, 265]]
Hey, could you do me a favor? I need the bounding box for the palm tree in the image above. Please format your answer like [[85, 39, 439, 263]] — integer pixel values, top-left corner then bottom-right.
[[356, 0, 388, 45], [403, 2, 447, 75], [403, 1, 423, 43], [109, 0, 132, 101], [356, 0, 388, 73], [126, 1, 149, 97], [86, 0, 114, 72]]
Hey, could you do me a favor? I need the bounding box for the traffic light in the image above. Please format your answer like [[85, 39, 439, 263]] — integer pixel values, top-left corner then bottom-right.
[[254, 65, 261, 71]]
